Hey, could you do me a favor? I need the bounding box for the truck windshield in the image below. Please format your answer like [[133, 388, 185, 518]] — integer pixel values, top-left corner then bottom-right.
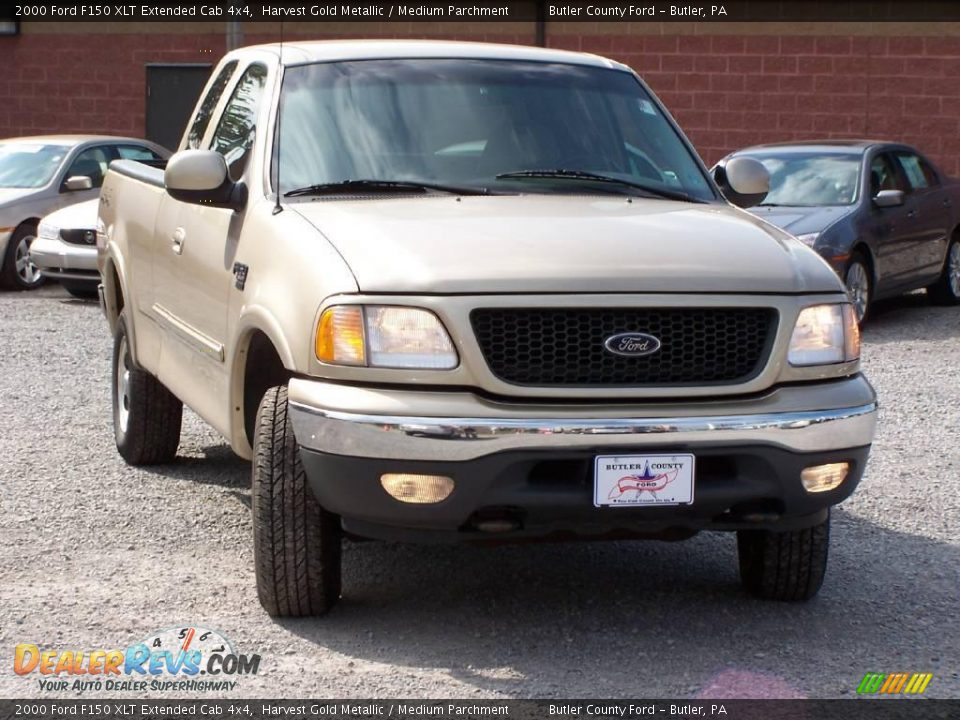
[[749, 152, 862, 207], [0, 143, 68, 189], [275, 59, 715, 201]]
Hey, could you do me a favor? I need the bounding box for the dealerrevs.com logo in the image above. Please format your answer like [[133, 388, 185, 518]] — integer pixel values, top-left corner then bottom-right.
[[14, 626, 260, 693]]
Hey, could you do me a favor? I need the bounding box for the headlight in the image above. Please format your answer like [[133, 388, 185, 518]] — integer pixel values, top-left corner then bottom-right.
[[37, 222, 59, 241], [316, 305, 458, 369], [788, 303, 860, 366], [794, 233, 820, 247]]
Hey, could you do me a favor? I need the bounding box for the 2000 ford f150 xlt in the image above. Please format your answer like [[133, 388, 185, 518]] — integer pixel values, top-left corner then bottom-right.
[[98, 40, 877, 616]]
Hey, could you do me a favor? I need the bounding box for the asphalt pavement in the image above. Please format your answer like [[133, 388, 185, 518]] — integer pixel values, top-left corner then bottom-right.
[[1, 285, 957, 699]]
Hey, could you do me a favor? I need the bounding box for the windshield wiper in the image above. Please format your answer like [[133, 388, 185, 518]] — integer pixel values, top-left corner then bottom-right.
[[284, 179, 490, 198], [495, 169, 705, 203]]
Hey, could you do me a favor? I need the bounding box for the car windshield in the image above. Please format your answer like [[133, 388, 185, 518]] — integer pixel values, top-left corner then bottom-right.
[[0, 142, 69, 188], [275, 59, 715, 201], [748, 152, 862, 206]]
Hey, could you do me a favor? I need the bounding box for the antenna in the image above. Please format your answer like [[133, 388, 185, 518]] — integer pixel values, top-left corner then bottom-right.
[[273, 19, 284, 215]]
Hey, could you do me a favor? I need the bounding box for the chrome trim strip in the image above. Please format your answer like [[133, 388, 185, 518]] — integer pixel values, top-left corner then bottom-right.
[[151, 303, 225, 362], [289, 401, 878, 461]]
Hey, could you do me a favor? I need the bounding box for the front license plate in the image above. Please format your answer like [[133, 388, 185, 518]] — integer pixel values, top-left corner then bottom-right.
[[594, 454, 695, 507]]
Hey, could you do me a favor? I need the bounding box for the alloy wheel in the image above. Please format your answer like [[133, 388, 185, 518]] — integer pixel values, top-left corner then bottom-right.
[[14, 233, 41, 287], [845, 261, 870, 323]]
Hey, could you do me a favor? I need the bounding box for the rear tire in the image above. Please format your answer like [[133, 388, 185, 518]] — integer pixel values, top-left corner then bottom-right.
[[927, 237, 960, 305], [62, 280, 99, 300], [1, 223, 45, 290], [252, 385, 342, 617], [112, 311, 182, 465], [737, 512, 830, 601]]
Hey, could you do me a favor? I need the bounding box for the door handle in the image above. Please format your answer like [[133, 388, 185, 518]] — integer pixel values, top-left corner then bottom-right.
[[171, 227, 185, 255], [906, 209, 917, 219]]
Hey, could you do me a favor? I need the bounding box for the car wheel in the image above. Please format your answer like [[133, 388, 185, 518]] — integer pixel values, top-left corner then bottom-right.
[[1, 223, 45, 290], [927, 237, 960, 305], [252, 385, 342, 617], [112, 311, 182, 465], [737, 512, 830, 601], [62, 280, 99, 300], [844, 253, 871, 324]]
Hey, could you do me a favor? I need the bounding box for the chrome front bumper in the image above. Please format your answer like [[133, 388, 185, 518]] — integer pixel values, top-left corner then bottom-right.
[[288, 376, 878, 462], [30, 236, 98, 280]]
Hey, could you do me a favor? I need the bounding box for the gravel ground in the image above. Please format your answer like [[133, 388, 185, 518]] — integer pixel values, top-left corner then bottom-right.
[[0, 285, 957, 700]]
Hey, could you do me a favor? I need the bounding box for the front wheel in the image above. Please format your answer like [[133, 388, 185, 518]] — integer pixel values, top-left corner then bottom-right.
[[1, 223, 45, 290], [927, 238, 960, 305], [252, 385, 342, 617], [737, 512, 830, 601], [844, 253, 871, 324]]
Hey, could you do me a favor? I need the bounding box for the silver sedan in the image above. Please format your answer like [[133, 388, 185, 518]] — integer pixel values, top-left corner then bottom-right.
[[0, 135, 168, 290]]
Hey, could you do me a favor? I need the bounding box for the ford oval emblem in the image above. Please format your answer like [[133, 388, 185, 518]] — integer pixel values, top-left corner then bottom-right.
[[603, 332, 662, 357]]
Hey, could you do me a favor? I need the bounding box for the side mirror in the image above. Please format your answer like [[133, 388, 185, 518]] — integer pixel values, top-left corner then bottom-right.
[[713, 156, 770, 208], [64, 176, 93, 192], [873, 189, 904, 208], [164, 150, 246, 211]]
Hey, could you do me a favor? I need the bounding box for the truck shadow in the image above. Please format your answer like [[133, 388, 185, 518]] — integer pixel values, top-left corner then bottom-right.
[[275, 508, 958, 697]]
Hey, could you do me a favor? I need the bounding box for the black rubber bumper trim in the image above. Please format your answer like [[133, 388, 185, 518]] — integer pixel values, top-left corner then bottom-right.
[[299, 443, 870, 544]]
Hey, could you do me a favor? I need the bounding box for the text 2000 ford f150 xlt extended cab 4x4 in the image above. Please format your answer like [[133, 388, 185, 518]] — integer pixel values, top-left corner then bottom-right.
[[98, 41, 877, 616]]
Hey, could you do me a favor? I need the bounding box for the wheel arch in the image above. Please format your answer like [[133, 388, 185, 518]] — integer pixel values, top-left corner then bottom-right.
[[230, 318, 296, 458]]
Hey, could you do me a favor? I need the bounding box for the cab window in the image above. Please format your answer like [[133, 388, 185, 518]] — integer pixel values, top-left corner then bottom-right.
[[210, 63, 268, 180], [187, 60, 239, 150], [869, 154, 905, 196]]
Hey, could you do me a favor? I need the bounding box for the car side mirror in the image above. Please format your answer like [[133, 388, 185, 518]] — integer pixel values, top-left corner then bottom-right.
[[713, 157, 770, 208], [64, 176, 93, 192], [164, 150, 246, 211], [873, 189, 904, 208]]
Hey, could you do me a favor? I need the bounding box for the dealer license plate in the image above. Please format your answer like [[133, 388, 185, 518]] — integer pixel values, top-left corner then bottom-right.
[[593, 454, 695, 507]]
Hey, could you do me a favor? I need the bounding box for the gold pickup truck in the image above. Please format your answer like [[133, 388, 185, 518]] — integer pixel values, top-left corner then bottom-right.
[[98, 40, 877, 616]]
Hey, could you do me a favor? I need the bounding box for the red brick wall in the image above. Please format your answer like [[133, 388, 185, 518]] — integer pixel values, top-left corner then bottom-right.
[[2, 24, 960, 176], [550, 30, 960, 176], [0, 30, 226, 140]]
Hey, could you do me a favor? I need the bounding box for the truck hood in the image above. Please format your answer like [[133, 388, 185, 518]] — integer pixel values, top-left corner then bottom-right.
[[292, 195, 843, 294]]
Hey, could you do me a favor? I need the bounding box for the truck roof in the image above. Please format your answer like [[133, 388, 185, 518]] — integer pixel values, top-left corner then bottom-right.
[[236, 39, 622, 69]]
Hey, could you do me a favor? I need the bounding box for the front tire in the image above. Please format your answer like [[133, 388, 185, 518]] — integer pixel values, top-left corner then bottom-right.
[[112, 311, 182, 464], [844, 253, 871, 324], [252, 386, 342, 617], [927, 237, 960, 305], [737, 512, 830, 601], [1, 223, 45, 290]]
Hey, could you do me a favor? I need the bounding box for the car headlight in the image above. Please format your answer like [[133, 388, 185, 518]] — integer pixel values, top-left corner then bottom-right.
[[788, 303, 860, 366], [316, 305, 458, 369], [794, 233, 820, 247], [37, 222, 59, 241]]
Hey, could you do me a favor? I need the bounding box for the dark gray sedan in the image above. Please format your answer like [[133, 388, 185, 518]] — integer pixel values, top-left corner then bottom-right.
[[717, 141, 960, 322]]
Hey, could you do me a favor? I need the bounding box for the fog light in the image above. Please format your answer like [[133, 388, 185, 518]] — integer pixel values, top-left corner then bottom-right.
[[801, 462, 850, 493], [380, 474, 454, 504]]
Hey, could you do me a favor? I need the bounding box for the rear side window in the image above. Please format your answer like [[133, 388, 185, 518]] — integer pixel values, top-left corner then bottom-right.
[[115, 145, 164, 161], [895, 152, 938, 191], [187, 60, 238, 149], [210, 63, 268, 180]]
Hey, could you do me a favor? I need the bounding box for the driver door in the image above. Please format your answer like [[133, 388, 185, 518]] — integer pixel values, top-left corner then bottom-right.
[[152, 62, 268, 432], [864, 152, 914, 292]]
